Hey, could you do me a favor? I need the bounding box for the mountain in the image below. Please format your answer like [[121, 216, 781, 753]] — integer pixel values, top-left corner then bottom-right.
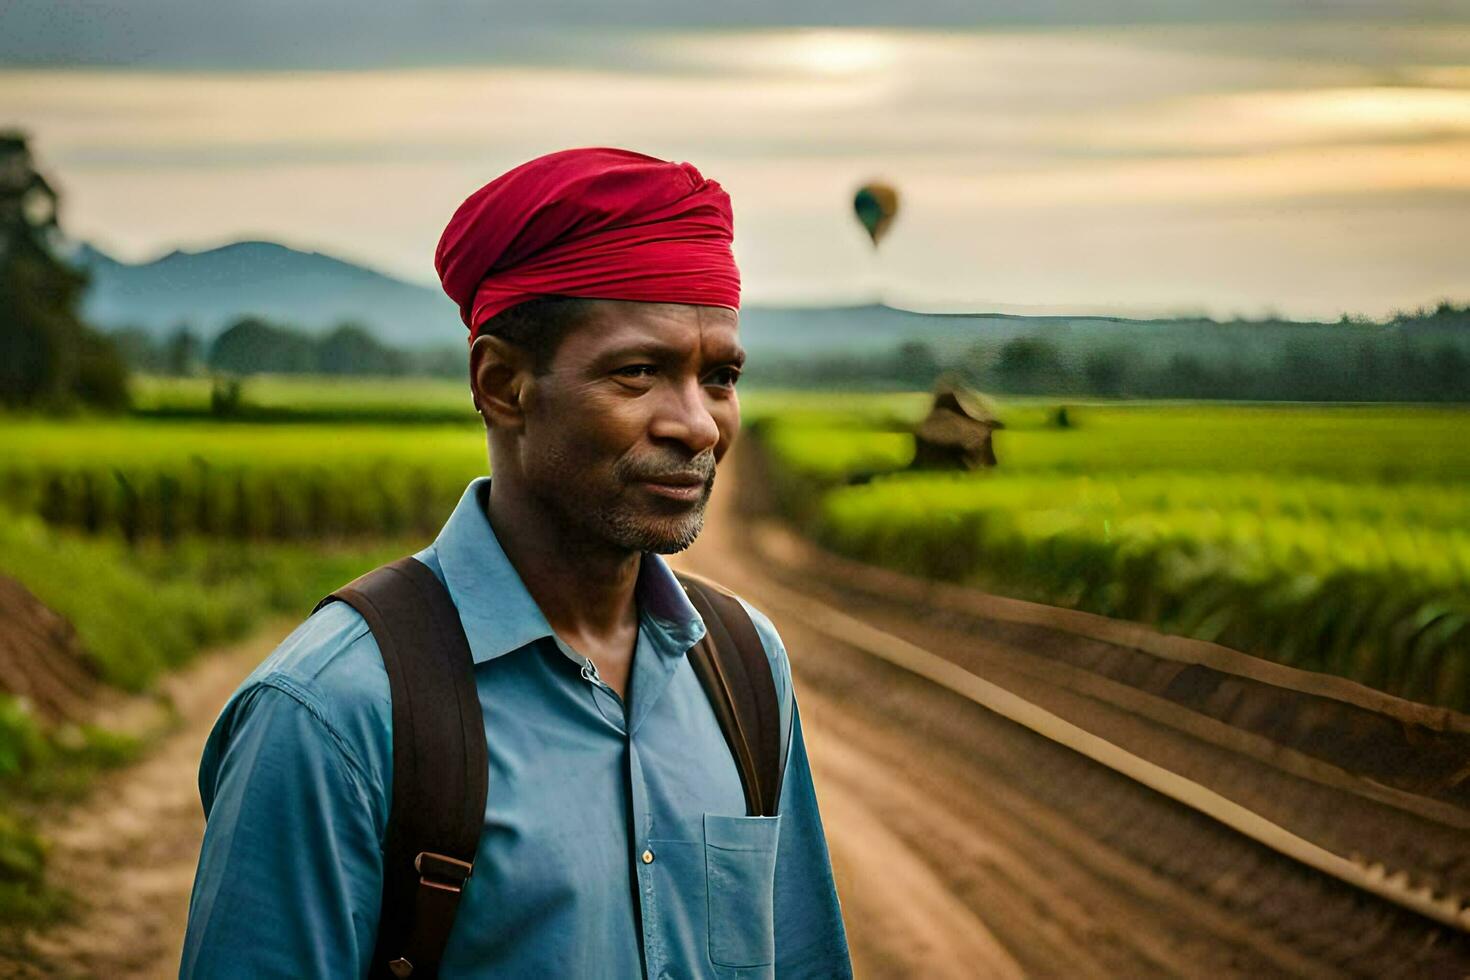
[[74, 237, 1373, 370], [75, 238, 1158, 356], [73, 240, 462, 349]]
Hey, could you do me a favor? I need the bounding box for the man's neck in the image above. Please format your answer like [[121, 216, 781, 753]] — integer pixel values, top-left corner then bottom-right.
[[483, 478, 641, 648]]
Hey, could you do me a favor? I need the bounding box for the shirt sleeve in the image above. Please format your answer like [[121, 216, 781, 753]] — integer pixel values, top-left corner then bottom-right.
[[772, 694, 855, 979], [733, 595, 854, 978], [179, 681, 383, 979]]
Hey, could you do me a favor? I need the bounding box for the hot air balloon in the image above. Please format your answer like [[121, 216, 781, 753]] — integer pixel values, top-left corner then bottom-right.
[[853, 181, 899, 247]]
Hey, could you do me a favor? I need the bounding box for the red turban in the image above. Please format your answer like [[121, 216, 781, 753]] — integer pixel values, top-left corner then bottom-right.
[[435, 147, 742, 341]]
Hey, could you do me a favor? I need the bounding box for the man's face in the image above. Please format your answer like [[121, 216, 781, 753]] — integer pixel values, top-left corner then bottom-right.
[[519, 300, 743, 554]]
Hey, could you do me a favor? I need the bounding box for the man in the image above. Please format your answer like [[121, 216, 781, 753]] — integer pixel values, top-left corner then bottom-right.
[[179, 147, 853, 978]]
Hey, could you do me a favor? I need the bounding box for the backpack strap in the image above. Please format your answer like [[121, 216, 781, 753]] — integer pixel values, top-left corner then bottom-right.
[[314, 556, 488, 980], [675, 571, 787, 817]]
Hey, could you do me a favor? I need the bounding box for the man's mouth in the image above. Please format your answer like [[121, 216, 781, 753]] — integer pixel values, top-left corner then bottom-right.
[[634, 471, 711, 502]]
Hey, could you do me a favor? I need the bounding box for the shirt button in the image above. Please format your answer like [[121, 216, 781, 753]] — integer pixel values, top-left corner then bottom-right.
[[641, 849, 655, 864]]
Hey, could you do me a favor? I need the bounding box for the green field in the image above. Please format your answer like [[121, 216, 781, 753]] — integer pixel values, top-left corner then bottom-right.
[[38, 387, 1445, 707], [132, 374, 474, 422], [0, 418, 485, 540], [754, 398, 1470, 711], [2, 379, 1469, 921], [753, 398, 1470, 482]]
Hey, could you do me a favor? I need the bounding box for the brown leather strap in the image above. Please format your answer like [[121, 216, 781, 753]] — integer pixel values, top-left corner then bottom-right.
[[677, 572, 786, 816], [316, 557, 488, 980]]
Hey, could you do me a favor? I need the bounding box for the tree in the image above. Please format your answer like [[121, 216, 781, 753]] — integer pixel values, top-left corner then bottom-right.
[[110, 326, 163, 372], [1426, 343, 1469, 401], [208, 316, 315, 374], [1083, 346, 1133, 397], [0, 130, 129, 411], [889, 340, 939, 387], [162, 325, 203, 376], [316, 322, 405, 375], [994, 336, 1066, 393], [1165, 353, 1213, 398]]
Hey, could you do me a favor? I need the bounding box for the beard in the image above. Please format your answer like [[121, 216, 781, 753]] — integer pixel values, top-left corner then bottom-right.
[[532, 444, 717, 555], [597, 479, 712, 553]]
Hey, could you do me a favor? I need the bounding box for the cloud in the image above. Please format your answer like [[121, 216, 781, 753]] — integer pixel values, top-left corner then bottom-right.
[[3, 2, 1466, 69], [3, 23, 1466, 318]]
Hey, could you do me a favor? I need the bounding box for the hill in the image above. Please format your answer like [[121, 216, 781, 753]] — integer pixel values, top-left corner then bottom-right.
[[73, 240, 462, 349], [70, 238, 1213, 356]]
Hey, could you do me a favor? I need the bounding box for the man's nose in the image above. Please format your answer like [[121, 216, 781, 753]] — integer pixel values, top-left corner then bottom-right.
[[649, 379, 720, 455]]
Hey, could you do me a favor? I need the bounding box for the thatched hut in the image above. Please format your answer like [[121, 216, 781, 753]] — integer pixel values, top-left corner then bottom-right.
[[911, 378, 1004, 470]]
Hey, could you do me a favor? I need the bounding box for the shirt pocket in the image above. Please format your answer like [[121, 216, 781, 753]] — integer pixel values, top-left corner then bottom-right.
[[703, 812, 782, 971]]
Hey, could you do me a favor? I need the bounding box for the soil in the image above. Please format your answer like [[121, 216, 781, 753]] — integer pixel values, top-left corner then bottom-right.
[[0, 575, 101, 725]]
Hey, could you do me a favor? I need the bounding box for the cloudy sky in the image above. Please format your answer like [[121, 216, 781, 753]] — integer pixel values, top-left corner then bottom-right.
[[2, 2, 1467, 318]]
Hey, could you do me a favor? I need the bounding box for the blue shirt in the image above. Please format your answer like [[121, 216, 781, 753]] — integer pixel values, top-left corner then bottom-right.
[[180, 477, 852, 979]]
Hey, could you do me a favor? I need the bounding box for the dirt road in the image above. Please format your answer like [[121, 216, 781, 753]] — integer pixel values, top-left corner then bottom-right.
[[677, 488, 1338, 979], [8, 627, 294, 979]]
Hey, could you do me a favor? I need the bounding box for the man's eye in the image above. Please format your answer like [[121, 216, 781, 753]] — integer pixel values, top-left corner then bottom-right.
[[615, 365, 657, 378], [708, 367, 741, 387]]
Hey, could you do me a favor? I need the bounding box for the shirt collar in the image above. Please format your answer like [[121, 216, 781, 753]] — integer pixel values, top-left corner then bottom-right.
[[422, 477, 706, 665]]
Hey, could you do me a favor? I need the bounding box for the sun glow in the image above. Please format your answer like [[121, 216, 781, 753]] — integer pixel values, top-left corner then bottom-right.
[[781, 30, 900, 76], [1252, 86, 1470, 132], [644, 28, 903, 78]]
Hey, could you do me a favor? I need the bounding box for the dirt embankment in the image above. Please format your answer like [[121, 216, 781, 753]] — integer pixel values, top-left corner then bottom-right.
[[0, 575, 100, 725]]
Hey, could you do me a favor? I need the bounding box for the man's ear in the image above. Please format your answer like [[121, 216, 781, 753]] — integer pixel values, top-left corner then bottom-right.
[[469, 334, 532, 430]]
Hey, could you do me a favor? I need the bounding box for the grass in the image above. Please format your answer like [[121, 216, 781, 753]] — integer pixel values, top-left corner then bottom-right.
[[756, 395, 1470, 710], [757, 399, 1470, 484], [0, 417, 483, 468], [131, 374, 474, 423], [0, 516, 416, 925], [989, 404, 1470, 484], [0, 419, 486, 540], [0, 516, 415, 690]]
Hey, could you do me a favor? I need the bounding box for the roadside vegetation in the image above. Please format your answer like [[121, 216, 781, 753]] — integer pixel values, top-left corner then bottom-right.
[[0, 416, 483, 540], [749, 397, 1470, 712], [0, 511, 412, 925]]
